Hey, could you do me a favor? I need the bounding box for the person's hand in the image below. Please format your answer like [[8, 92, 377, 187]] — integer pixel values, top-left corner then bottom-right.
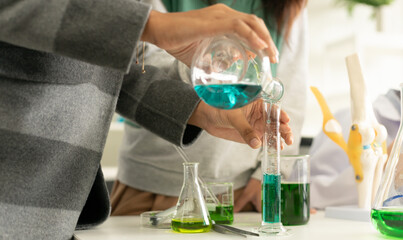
[[188, 99, 293, 149], [234, 178, 262, 212], [141, 4, 279, 67]]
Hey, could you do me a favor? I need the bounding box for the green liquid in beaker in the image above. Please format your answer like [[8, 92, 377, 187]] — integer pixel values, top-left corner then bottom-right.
[[281, 183, 310, 226], [194, 84, 262, 110], [262, 173, 281, 223], [209, 205, 234, 224], [371, 208, 403, 238], [171, 218, 211, 233]]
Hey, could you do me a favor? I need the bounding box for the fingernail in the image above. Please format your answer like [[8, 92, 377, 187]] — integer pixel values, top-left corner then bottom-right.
[[275, 54, 279, 63], [250, 138, 261, 148], [257, 38, 268, 49]]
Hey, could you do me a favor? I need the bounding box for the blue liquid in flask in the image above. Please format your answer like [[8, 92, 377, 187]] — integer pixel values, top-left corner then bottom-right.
[[194, 83, 262, 109], [262, 173, 281, 223]]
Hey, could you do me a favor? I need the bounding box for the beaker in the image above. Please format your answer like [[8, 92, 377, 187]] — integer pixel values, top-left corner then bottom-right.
[[371, 83, 403, 238], [171, 162, 212, 233], [191, 35, 283, 109], [280, 155, 310, 226], [258, 99, 289, 235], [205, 182, 234, 224]]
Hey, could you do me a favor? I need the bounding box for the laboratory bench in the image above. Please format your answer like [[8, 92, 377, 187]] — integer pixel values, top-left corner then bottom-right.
[[74, 211, 389, 240]]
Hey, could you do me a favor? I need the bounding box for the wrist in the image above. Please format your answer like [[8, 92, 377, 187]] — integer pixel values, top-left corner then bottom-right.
[[141, 10, 161, 45], [188, 101, 207, 129]]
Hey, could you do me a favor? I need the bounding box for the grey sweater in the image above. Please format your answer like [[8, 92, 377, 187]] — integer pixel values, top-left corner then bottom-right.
[[0, 1, 200, 239]]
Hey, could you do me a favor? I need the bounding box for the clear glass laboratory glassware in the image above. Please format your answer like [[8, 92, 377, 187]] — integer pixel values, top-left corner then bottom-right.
[[140, 210, 172, 229], [171, 162, 212, 233], [258, 99, 289, 236], [371, 83, 403, 238], [280, 155, 310, 226], [191, 34, 283, 109], [204, 182, 234, 225]]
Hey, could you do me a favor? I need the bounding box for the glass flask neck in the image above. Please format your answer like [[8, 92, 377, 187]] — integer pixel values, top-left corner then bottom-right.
[[261, 78, 284, 103], [183, 162, 199, 183]]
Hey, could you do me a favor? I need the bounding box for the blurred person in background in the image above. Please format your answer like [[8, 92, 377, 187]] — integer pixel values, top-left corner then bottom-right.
[[111, 0, 308, 216]]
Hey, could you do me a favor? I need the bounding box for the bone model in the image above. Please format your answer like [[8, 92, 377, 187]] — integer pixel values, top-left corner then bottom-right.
[[311, 53, 387, 209]]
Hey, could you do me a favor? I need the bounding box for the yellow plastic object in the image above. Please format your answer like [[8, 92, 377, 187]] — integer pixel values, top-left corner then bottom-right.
[[346, 124, 364, 182], [381, 139, 387, 155], [310, 87, 363, 182], [310, 87, 347, 152]]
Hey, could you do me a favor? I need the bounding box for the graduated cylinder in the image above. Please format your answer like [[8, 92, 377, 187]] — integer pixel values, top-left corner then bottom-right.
[[259, 99, 288, 235]]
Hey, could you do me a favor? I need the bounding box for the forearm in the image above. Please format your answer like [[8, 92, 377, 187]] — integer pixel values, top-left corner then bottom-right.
[[251, 162, 262, 181], [0, 0, 150, 72], [116, 63, 202, 146]]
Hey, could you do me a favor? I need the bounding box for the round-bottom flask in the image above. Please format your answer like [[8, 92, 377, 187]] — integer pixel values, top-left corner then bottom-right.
[[171, 163, 212, 233], [191, 35, 282, 110]]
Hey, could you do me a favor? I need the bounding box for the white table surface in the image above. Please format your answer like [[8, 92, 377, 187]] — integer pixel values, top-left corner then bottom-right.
[[74, 211, 389, 240]]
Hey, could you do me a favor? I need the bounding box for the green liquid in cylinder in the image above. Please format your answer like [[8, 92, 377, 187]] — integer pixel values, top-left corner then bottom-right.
[[262, 174, 281, 223], [209, 205, 234, 224], [171, 218, 211, 233], [281, 183, 310, 225], [194, 84, 262, 109], [371, 208, 403, 238]]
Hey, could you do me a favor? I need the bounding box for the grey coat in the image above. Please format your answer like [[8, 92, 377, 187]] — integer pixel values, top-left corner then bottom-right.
[[0, 0, 200, 239]]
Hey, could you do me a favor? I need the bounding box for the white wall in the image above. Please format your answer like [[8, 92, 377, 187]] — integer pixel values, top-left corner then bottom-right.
[[303, 0, 403, 137]]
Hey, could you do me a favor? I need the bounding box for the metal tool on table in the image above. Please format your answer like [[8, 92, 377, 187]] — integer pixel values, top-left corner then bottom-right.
[[212, 223, 260, 238]]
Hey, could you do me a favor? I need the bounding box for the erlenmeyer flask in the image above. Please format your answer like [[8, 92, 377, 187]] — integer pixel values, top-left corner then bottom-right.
[[371, 83, 403, 238], [171, 162, 212, 233]]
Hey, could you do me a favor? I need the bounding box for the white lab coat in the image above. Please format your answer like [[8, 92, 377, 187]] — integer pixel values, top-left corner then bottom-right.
[[309, 89, 401, 209]]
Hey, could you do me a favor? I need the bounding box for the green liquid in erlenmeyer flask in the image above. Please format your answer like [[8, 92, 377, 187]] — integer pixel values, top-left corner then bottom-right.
[[194, 83, 262, 109], [371, 208, 403, 238], [262, 173, 281, 223], [171, 218, 212, 233]]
